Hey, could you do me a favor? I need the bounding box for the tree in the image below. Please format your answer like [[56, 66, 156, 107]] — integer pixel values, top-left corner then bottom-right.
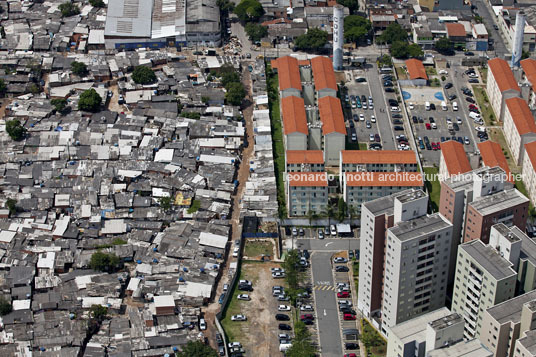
[[286, 320, 317, 357], [348, 205, 358, 224], [201, 96, 210, 104], [6, 119, 26, 141], [294, 28, 328, 52], [59, 2, 80, 17], [220, 65, 240, 88], [132, 66, 157, 85], [377, 23, 407, 45], [28, 83, 41, 94], [245, 23, 268, 42], [322, 202, 336, 226], [187, 199, 201, 214], [158, 196, 172, 211], [306, 210, 319, 225], [225, 82, 246, 106], [5, 199, 16, 216], [390, 41, 409, 59], [522, 50, 531, 60], [0, 296, 12, 316], [434, 37, 454, 55], [378, 54, 392, 67], [282, 250, 303, 306], [89, 251, 120, 272], [71, 61, 88, 76], [407, 43, 424, 59], [176, 340, 218, 357], [51, 98, 68, 114], [344, 15, 371, 44], [89, 305, 108, 321], [337, 197, 348, 222], [0, 79, 6, 95], [89, 0, 105, 7], [474, 15, 483, 24], [336, 0, 359, 14], [234, 0, 264, 23], [78, 88, 102, 112], [217, 0, 234, 15]]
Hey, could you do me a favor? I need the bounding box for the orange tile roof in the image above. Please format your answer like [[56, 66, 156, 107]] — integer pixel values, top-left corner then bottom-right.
[[345, 172, 424, 187], [477, 141, 513, 183], [281, 96, 308, 135], [505, 97, 536, 135], [446, 23, 466, 38], [318, 96, 346, 135], [488, 58, 520, 93], [524, 141, 536, 172], [405, 59, 428, 80], [521, 58, 536, 93], [288, 172, 329, 187], [311, 56, 338, 92], [341, 150, 417, 164], [298, 59, 311, 66], [273, 56, 302, 91], [441, 140, 472, 176], [286, 150, 324, 164]]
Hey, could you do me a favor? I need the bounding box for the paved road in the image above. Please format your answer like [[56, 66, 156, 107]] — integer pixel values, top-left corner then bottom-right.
[[311, 252, 343, 357], [473, 0, 508, 58], [297, 239, 360, 251]]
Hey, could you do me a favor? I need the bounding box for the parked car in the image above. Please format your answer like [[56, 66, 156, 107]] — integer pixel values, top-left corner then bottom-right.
[[300, 314, 314, 321], [277, 294, 290, 301], [278, 305, 291, 311], [318, 230, 324, 239], [276, 314, 290, 321], [345, 343, 359, 350], [343, 313, 356, 321], [272, 271, 285, 278], [334, 257, 347, 263], [300, 305, 314, 311], [199, 318, 206, 330], [385, 87, 395, 92], [237, 294, 250, 301], [394, 126, 404, 131], [330, 225, 337, 236], [444, 83, 453, 89], [231, 314, 247, 321], [218, 293, 225, 304], [337, 291, 350, 298], [279, 323, 292, 330], [336, 265, 349, 272]]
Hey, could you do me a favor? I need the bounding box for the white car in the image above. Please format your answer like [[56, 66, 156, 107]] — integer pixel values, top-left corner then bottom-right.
[[199, 318, 206, 330], [278, 305, 291, 311], [228, 342, 242, 348], [330, 225, 337, 236], [370, 115, 376, 123], [300, 305, 314, 311], [338, 300, 352, 306], [231, 314, 247, 321], [408, 103, 414, 110], [271, 268, 285, 273], [431, 123, 437, 129], [476, 126, 486, 132], [369, 134, 374, 142], [237, 294, 250, 301], [438, 69, 448, 75], [232, 247, 239, 257], [334, 257, 347, 263], [272, 271, 285, 278], [391, 106, 401, 112], [359, 113, 365, 121]]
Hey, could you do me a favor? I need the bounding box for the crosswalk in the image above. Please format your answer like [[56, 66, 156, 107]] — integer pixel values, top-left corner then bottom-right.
[[314, 285, 336, 291]]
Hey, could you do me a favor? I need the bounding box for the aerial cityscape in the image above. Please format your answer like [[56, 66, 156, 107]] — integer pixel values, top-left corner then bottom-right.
[[1, 0, 536, 356]]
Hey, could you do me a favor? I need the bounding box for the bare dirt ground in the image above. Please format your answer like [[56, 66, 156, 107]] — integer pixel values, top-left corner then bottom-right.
[[107, 84, 126, 113]]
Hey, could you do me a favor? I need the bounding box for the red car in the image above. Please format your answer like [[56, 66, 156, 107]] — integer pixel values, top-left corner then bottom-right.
[[431, 142, 437, 150], [345, 354, 357, 357], [436, 142, 441, 149], [425, 123, 431, 130], [300, 314, 313, 320], [337, 291, 350, 298], [343, 313, 357, 321], [469, 104, 479, 110]]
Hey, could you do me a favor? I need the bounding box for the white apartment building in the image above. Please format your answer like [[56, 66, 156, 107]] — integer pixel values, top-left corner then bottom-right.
[[318, 96, 345, 166], [487, 58, 520, 121], [523, 141, 536, 206], [286, 172, 328, 216], [281, 95, 308, 151], [503, 97, 536, 165], [521, 58, 536, 110]]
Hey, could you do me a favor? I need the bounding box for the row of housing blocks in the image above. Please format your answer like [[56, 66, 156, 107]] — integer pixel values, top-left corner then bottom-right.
[[271, 55, 423, 217]]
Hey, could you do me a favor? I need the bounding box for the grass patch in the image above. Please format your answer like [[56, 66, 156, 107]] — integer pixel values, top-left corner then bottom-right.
[[473, 86, 496, 126], [479, 67, 488, 85], [221, 269, 247, 343], [187, 199, 201, 214], [244, 240, 274, 258], [425, 67, 437, 76], [423, 167, 440, 212], [361, 319, 387, 357], [359, 143, 368, 150], [395, 66, 407, 80], [267, 65, 287, 217], [352, 260, 359, 296]]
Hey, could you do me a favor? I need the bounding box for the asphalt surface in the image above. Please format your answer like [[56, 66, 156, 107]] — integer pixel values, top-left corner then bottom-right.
[[311, 252, 343, 357], [297, 239, 360, 252], [473, 0, 508, 58]]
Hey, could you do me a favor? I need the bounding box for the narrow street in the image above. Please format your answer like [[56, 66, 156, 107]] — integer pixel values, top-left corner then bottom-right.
[[203, 63, 256, 347]]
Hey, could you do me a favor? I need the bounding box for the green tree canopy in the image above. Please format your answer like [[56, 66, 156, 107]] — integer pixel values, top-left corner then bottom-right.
[[59, 2, 80, 17], [234, 0, 264, 22], [89, 251, 120, 272], [5, 198, 17, 216], [6, 119, 26, 141], [344, 15, 371, 44], [221, 65, 241, 88], [377, 23, 407, 44], [217, 0, 234, 15], [0, 79, 6, 95], [245, 23, 268, 42], [225, 82, 246, 106], [78, 88, 102, 112], [434, 37, 454, 55], [294, 28, 328, 52], [390, 40, 409, 59], [336, 0, 359, 14], [158, 196, 172, 211], [51, 98, 69, 114], [378, 54, 392, 67], [89, 305, 108, 321], [0, 296, 12, 316], [337, 197, 348, 222], [71, 61, 88, 76], [407, 43, 424, 59], [89, 0, 105, 7], [132, 66, 157, 84], [176, 340, 218, 357], [286, 320, 317, 357]]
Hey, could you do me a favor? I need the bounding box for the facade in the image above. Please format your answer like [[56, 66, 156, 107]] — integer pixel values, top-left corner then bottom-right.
[[281, 96, 308, 151], [513, 330, 536, 357], [343, 172, 423, 214], [451, 240, 517, 339], [523, 141, 536, 206], [486, 58, 521, 121], [521, 58, 536, 109], [311, 56, 338, 98], [503, 97, 536, 165], [439, 140, 472, 181], [318, 96, 345, 165], [496, 8, 536, 53], [287, 172, 328, 216], [358, 189, 453, 336], [481, 290, 536, 357], [272, 56, 302, 98], [386, 308, 464, 357], [339, 150, 418, 174], [285, 150, 324, 172]]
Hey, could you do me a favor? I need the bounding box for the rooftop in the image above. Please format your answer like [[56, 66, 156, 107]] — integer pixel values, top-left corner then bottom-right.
[[516, 330, 536, 355], [405, 59, 428, 80], [521, 58, 536, 93], [444, 166, 509, 191], [362, 189, 423, 216], [441, 140, 472, 176], [486, 289, 536, 324], [505, 97, 536, 136], [281, 96, 308, 135], [311, 56, 337, 92], [477, 141, 513, 183], [345, 172, 423, 187], [446, 23, 466, 37], [273, 56, 302, 91], [388, 307, 452, 344], [286, 150, 324, 164], [470, 188, 529, 215], [488, 58, 520, 93], [427, 339, 493, 357], [318, 96, 346, 135], [460, 240, 516, 280], [524, 141, 536, 172], [104, 0, 153, 38], [389, 213, 451, 242], [341, 150, 417, 165]]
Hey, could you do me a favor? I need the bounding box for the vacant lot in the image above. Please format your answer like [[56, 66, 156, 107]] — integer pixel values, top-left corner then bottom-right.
[[244, 239, 275, 259], [221, 261, 288, 356]]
